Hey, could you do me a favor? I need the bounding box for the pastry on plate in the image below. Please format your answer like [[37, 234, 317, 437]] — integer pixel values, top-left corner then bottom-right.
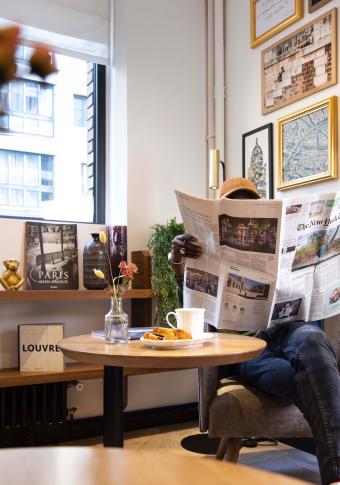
[[142, 327, 192, 341], [174, 328, 192, 340]]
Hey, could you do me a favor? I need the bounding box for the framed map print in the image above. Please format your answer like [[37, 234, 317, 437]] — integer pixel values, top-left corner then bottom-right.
[[250, 0, 303, 48], [277, 96, 337, 190], [242, 123, 273, 199], [262, 8, 337, 114]]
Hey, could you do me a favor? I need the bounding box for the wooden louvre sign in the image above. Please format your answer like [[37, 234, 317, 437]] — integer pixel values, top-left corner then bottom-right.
[[19, 324, 64, 372]]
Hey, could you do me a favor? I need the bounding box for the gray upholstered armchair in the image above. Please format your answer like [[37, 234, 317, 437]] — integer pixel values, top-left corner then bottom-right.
[[198, 319, 340, 462]]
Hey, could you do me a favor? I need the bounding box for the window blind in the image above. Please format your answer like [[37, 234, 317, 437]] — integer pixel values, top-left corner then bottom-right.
[[0, 0, 112, 64]]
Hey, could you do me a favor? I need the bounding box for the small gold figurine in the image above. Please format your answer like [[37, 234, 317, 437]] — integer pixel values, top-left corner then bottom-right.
[[0, 259, 24, 291]]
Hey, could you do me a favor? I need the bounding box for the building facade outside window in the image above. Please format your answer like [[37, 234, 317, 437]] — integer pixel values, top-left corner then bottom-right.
[[0, 47, 101, 223], [74, 95, 87, 128]]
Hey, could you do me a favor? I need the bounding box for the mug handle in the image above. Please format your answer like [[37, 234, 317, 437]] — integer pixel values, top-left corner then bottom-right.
[[166, 312, 177, 329]]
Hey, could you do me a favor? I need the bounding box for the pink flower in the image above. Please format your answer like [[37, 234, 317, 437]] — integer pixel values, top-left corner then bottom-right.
[[119, 261, 138, 274], [121, 269, 134, 279], [94, 257, 138, 298], [127, 263, 138, 273]]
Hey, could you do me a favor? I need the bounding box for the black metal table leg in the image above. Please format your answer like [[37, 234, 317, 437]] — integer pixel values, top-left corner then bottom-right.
[[103, 365, 124, 447]]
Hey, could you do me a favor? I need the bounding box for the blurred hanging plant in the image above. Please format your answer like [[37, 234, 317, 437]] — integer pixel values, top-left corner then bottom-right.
[[0, 24, 57, 108], [147, 218, 184, 326]]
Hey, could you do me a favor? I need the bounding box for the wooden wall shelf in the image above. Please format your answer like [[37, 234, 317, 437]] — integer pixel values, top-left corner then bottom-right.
[[0, 363, 178, 388], [0, 289, 154, 302], [0, 290, 157, 388]]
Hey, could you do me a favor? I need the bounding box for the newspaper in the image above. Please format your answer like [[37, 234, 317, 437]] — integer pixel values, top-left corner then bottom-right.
[[176, 190, 340, 331]]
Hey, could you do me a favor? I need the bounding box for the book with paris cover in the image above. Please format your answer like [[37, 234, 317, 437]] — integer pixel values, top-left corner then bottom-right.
[[24, 221, 79, 290]]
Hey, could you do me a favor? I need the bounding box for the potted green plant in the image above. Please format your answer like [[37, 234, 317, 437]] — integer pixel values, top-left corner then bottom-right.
[[147, 218, 184, 326]]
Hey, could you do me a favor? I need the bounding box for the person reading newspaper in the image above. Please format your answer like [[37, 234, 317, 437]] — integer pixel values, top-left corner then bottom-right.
[[169, 177, 340, 485]]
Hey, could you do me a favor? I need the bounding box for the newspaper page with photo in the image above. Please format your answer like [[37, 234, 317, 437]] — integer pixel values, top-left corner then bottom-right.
[[175, 191, 282, 331], [271, 193, 340, 326]]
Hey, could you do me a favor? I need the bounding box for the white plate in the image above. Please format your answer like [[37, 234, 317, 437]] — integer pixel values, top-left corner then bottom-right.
[[139, 333, 213, 349]]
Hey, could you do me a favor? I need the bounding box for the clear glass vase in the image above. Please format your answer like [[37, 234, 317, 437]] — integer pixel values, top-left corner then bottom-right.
[[105, 297, 129, 344]]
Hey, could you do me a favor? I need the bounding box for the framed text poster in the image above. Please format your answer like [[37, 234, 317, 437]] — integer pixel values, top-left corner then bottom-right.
[[251, 0, 303, 48]]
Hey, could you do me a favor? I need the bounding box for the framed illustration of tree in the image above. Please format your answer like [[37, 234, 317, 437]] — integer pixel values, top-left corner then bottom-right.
[[242, 123, 273, 199], [277, 96, 337, 190]]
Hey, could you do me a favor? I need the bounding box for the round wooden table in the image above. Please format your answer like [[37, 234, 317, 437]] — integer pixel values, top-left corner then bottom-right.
[[0, 447, 311, 485], [59, 333, 266, 447]]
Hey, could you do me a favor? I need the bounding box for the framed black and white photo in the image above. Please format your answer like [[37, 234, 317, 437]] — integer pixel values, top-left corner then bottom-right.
[[19, 324, 64, 372], [262, 8, 337, 114], [242, 123, 273, 199], [24, 221, 79, 290]]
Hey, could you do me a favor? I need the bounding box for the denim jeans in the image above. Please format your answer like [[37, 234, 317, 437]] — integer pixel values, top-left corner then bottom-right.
[[222, 321, 340, 485]]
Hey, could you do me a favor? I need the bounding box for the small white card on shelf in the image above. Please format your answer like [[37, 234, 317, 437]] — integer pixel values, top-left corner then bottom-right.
[[18, 324, 64, 372]]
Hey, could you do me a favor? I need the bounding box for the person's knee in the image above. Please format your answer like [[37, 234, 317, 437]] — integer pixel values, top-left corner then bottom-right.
[[241, 358, 296, 402], [292, 325, 328, 350], [287, 325, 336, 366]]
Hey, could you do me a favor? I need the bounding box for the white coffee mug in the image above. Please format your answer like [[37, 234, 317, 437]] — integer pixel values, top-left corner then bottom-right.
[[166, 308, 205, 338]]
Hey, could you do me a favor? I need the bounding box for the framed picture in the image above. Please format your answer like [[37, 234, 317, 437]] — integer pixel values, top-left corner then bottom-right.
[[308, 0, 332, 14], [277, 96, 337, 190], [250, 0, 303, 49], [18, 323, 64, 372], [262, 8, 337, 115], [242, 123, 273, 199], [24, 221, 79, 290]]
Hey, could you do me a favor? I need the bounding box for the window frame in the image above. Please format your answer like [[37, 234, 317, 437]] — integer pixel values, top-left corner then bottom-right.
[[93, 64, 106, 225]]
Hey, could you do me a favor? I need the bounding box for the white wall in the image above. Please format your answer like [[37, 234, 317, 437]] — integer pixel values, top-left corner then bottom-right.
[[0, 0, 207, 418], [225, 0, 340, 334], [125, 0, 207, 251], [109, 0, 207, 410]]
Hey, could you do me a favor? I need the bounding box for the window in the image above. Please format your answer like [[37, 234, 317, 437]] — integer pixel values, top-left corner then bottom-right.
[[3, 79, 54, 136], [0, 53, 105, 223], [74, 95, 87, 127], [25, 81, 38, 114], [0, 149, 54, 216], [81, 162, 88, 193], [0, 188, 8, 205]]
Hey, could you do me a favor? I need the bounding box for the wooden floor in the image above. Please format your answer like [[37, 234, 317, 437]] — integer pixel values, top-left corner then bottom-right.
[[63, 421, 321, 484]]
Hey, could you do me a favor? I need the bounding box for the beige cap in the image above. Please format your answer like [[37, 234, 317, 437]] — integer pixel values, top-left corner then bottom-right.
[[218, 177, 260, 199]]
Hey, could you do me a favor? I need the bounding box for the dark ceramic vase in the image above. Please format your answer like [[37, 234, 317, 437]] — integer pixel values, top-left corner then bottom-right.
[[83, 233, 110, 290]]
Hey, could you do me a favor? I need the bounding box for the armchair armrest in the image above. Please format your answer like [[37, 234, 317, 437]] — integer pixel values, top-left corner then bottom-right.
[[198, 366, 219, 432]]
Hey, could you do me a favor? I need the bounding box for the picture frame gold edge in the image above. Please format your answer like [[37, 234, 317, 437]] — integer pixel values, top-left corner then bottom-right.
[[277, 173, 337, 191], [251, 0, 303, 49], [277, 96, 338, 191], [262, 7, 337, 115], [277, 95, 336, 126]]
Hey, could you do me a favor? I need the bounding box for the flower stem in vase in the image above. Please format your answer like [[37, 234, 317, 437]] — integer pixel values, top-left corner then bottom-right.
[[105, 297, 128, 343]]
